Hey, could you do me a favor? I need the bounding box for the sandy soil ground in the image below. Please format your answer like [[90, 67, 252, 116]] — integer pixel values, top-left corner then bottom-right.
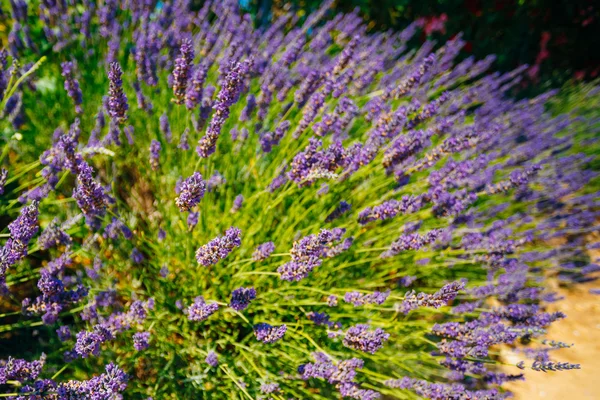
[[503, 280, 600, 399]]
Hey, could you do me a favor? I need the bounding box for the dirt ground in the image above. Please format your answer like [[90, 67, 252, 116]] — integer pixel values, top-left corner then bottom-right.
[[502, 280, 600, 399]]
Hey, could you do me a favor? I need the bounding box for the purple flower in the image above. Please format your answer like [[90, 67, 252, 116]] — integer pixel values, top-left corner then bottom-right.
[[175, 172, 206, 212], [358, 196, 423, 225], [230, 194, 244, 213], [261, 120, 292, 152], [381, 229, 441, 258], [298, 353, 369, 397], [186, 62, 209, 110], [428, 186, 477, 218], [57, 326, 72, 342], [287, 138, 354, 187], [23, 252, 88, 325], [73, 161, 106, 225], [75, 329, 105, 358], [343, 324, 389, 354], [531, 360, 580, 372], [406, 91, 451, 129], [172, 39, 194, 105], [0, 354, 46, 385], [133, 79, 152, 112], [260, 382, 280, 394], [132, 331, 151, 351], [394, 54, 436, 99], [61, 61, 83, 114], [187, 296, 219, 322], [187, 212, 199, 228], [159, 265, 169, 278], [239, 94, 256, 121], [326, 200, 351, 222], [178, 128, 190, 151], [131, 248, 144, 264], [207, 171, 226, 191], [38, 218, 71, 251], [57, 362, 128, 398], [294, 71, 323, 105], [400, 280, 466, 314], [123, 125, 135, 145], [107, 62, 128, 124], [254, 323, 287, 344], [86, 257, 102, 281], [269, 168, 288, 192], [1, 201, 40, 289], [343, 291, 390, 307], [195, 227, 242, 266], [104, 218, 132, 241], [399, 276, 417, 287], [338, 383, 381, 400], [307, 311, 337, 328], [159, 113, 172, 143], [95, 290, 117, 308], [8, 201, 40, 248], [229, 287, 256, 311], [384, 377, 501, 400], [327, 295, 338, 307], [486, 164, 542, 194], [253, 242, 275, 261], [196, 59, 252, 157], [278, 229, 349, 281], [205, 351, 218, 367], [149, 140, 161, 171], [332, 35, 359, 75]]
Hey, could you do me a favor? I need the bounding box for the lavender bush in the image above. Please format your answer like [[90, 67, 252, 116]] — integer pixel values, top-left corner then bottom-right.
[[0, 1, 599, 399]]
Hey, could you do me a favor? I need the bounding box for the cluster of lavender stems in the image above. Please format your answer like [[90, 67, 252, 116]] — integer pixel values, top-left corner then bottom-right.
[[0, 0, 598, 399]]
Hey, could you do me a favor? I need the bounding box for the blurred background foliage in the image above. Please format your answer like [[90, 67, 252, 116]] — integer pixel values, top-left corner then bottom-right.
[[214, 0, 600, 95]]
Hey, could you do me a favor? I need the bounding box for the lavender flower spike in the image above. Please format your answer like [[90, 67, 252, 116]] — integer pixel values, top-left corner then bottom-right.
[[149, 140, 161, 171], [229, 287, 256, 311], [260, 382, 280, 394], [230, 194, 244, 213], [0, 353, 46, 384], [206, 351, 218, 367], [61, 61, 83, 114], [195, 227, 242, 266], [172, 39, 194, 105], [344, 291, 390, 307], [253, 242, 275, 261], [57, 362, 128, 397], [197, 59, 251, 158], [73, 162, 106, 225], [175, 172, 206, 212], [187, 296, 219, 322], [0, 201, 39, 289], [400, 280, 466, 314], [132, 331, 150, 351], [381, 229, 441, 258], [343, 324, 390, 354], [38, 217, 71, 250], [179, 128, 190, 151], [278, 229, 349, 281], [159, 113, 172, 143], [254, 323, 287, 343], [187, 211, 199, 229], [107, 62, 128, 124]]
